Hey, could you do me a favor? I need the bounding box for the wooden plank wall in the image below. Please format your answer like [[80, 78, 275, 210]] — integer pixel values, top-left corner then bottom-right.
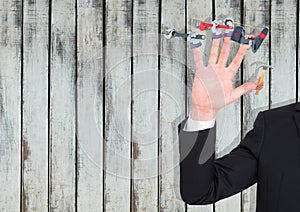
[[0, 0, 298, 211]]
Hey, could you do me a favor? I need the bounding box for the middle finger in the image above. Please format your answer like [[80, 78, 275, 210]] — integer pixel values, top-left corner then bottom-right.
[[209, 38, 221, 65]]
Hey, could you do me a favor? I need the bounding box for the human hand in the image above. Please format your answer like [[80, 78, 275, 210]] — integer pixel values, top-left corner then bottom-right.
[[190, 35, 263, 121]]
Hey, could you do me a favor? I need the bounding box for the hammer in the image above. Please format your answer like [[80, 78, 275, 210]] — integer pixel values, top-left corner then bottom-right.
[[255, 64, 273, 95]]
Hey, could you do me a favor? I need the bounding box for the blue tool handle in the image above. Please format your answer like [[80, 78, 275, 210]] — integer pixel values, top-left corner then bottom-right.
[[194, 34, 206, 40], [173, 32, 189, 38], [173, 32, 206, 40], [252, 27, 269, 53], [240, 37, 250, 44]]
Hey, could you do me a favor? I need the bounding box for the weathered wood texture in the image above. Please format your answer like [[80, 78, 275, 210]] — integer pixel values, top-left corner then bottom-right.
[[0, 0, 298, 211], [50, 0, 76, 210], [132, 0, 159, 211], [160, 0, 186, 211], [77, 0, 103, 211], [271, 0, 297, 107], [0, 0, 22, 211], [23, 0, 49, 211], [104, 0, 132, 211]]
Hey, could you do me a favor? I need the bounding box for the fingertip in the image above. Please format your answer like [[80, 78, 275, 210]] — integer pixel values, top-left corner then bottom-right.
[[192, 46, 201, 53], [252, 83, 258, 90], [245, 40, 252, 49], [255, 82, 264, 91]]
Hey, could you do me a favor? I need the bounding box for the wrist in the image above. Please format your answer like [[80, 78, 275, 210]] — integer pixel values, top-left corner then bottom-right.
[[191, 106, 217, 121]]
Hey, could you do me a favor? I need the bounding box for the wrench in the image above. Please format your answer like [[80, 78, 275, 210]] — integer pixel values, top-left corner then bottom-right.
[[164, 29, 206, 40]]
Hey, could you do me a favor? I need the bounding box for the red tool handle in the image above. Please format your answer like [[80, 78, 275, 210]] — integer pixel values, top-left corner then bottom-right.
[[217, 25, 234, 29], [199, 22, 213, 30], [199, 22, 234, 31]]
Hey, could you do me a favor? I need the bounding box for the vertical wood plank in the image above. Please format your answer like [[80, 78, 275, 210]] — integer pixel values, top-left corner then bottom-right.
[[214, 1, 241, 211], [0, 0, 22, 211], [160, 0, 186, 211], [50, 0, 76, 210], [271, 0, 297, 107], [242, 0, 270, 211], [132, 0, 158, 211], [186, 0, 213, 211], [104, 0, 132, 211], [22, 0, 49, 210], [77, 0, 103, 210]]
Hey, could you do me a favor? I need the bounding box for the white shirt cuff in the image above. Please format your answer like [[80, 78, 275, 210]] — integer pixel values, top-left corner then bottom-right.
[[183, 115, 216, 132]]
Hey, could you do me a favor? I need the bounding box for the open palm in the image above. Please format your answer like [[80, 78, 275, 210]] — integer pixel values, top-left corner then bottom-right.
[[191, 36, 263, 120]]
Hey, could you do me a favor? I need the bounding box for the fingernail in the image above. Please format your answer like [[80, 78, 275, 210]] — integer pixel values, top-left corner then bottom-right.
[[212, 33, 223, 39]]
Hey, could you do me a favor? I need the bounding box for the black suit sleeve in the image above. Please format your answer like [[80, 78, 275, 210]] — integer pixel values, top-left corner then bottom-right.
[[178, 112, 265, 205]]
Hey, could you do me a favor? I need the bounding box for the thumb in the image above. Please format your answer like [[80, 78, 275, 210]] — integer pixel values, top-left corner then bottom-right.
[[230, 81, 258, 103]]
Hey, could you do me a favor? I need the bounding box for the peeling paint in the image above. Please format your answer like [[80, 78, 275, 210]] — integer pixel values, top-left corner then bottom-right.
[[12, 0, 22, 29], [92, 0, 101, 8], [21, 185, 26, 212], [28, 0, 35, 5], [23, 138, 31, 161], [55, 33, 64, 62], [1, 11, 8, 47], [132, 141, 140, 160], [230, 0, 240, 9], [138, 0, 146, 5]]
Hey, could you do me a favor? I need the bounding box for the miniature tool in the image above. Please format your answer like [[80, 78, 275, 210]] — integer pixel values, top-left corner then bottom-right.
[[165, 18, 268, 53], [231, 26, 269, 53], [199, 21, 233, 31], [164, 29, 206, 40], [255, 64, 273, 95]]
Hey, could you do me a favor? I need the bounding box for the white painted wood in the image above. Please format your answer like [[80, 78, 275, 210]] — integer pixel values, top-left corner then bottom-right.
[[242, 0, 270, 211], [22, 0, 49, 211], [132, 0, 159, 211], [160, 0, 186, 211], [104, 0, 132, 211], [49, 0, 76, 210], [271, 0, 297, 107], [186, 0, 214, 212], [0, 0, 22, 211], [0, 0, 299, 211], [77, 0, 103, 211], [214, 1, 242, 211]]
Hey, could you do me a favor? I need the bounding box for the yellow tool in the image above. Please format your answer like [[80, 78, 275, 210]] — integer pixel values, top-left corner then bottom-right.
[[255, 64, 273, 95]]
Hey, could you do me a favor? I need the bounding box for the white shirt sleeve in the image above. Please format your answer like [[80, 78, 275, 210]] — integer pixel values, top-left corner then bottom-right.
[[183, 114, 216, 132]]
